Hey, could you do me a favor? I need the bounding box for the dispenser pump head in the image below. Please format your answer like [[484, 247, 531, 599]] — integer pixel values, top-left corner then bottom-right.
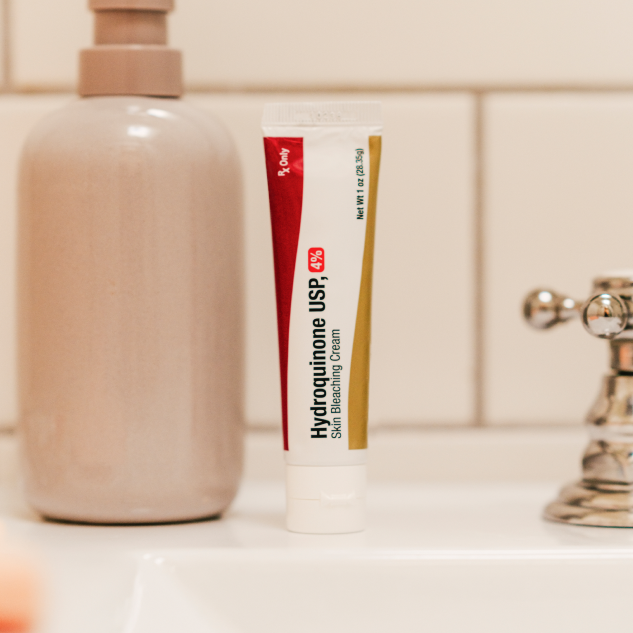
[[79, 0, 182, 97]]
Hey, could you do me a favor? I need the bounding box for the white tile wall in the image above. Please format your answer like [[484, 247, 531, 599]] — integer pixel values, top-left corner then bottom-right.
[[12, 0, 633, 90], [7, 0, 633, 431], [244, 427, 586, 482], [368, 95, 475, 425], [12, 0, 90, 91], [485, 93, 633, 424], [172, 0, 633, 88]]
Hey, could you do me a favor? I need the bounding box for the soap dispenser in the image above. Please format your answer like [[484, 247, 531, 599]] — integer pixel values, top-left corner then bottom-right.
[[18, 0, 243, 523]]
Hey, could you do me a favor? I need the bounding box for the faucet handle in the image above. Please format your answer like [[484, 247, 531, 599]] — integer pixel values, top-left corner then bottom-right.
[[524, 273, 633, 340], [523, 288, 629, 339], [523, 289, 580, 330], [581, 293, 628, 339]]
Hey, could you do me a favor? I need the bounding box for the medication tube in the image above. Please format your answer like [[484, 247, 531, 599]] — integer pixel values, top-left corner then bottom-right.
[[262, 102, 382, 533]]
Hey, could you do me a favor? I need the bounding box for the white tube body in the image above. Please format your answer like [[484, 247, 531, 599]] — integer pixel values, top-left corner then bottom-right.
[[263, 102, 382, 532]]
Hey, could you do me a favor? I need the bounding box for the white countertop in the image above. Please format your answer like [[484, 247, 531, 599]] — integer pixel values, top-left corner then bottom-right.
[[2, 431, 632, 632]]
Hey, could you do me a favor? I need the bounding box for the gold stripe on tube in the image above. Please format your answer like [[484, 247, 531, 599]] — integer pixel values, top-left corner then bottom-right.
[[348, 136, 381, 450]]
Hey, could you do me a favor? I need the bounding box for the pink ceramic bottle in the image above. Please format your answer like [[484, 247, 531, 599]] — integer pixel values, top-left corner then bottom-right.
[[18, 0, 244, 523]]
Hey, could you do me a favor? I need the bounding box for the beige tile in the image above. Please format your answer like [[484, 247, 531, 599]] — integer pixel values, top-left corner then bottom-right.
[[173, 0, 633, 88], [0, 95, 74, 428], [191, 93, 475, 427], [370, 94, 475, 425], [12, 0, 633, 90], [244, 427, 585, 483], [12, 1, 90, 91], [485, 93, 633, 425]]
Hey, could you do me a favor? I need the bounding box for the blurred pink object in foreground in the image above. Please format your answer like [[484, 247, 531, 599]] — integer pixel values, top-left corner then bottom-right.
[[0, 524, 40, 632]]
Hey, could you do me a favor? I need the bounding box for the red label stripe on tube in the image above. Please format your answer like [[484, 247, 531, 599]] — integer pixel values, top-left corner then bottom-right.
[[263, 137, 304, 451]]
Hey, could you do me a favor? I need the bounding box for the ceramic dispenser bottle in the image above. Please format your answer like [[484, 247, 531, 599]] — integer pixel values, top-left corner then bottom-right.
[[18, 0, 244, 524]]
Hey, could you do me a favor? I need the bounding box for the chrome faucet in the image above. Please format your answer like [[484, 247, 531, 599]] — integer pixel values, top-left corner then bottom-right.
[[524, 271, 633, 527]]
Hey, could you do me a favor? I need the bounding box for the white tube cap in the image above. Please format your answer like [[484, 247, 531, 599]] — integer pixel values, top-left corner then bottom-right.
[[285, 464, 366, 534]]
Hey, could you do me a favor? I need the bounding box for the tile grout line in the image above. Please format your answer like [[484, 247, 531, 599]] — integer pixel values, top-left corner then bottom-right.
[[1, 0, 11, 93], [177, 84, 633, 94], [11, 84, 633, 96], [473, 92, 486, 427]]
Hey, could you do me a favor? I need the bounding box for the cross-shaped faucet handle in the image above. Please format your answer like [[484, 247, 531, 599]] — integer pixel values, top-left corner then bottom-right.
[[523, 272, 633, 340]]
